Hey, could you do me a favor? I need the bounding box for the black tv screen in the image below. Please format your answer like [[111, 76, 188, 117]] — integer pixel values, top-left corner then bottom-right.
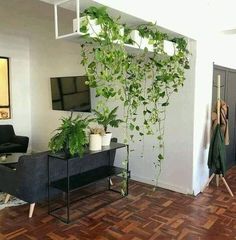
[[50, 76, 91, 112]]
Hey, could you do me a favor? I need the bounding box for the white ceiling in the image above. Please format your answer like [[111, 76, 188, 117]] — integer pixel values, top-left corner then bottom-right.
[[40, 0, 236, 34], [207, 0, 236, 32], [40, 0, 146, 26]]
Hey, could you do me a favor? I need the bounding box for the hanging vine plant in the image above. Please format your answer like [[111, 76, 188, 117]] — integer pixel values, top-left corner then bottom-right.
[[80, 6, 190, 192]]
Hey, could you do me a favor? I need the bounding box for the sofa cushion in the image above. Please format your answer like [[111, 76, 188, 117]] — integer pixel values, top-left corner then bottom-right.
[[0, 143, 25, 153]]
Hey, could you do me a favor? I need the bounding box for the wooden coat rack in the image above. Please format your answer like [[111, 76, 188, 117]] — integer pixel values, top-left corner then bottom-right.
[[201, 75, 234, 197]]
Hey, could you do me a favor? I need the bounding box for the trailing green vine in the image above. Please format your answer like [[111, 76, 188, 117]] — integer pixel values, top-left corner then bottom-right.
[[80, 6, 190, 193]]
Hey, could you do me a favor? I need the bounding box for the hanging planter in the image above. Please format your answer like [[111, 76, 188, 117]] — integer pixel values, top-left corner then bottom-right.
[[129, 30, 176, 56], [130, 30, 154, 51], [80, 6, 190, 189], [163, 40, 176, 56]]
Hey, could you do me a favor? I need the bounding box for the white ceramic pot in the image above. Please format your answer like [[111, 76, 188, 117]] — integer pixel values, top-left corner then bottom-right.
[[130, 30, 154, 52], [130, 30, 176, 56], [163, 40, 176, 56], [89, 134, 102, 151], [102, 132, 112, 146]]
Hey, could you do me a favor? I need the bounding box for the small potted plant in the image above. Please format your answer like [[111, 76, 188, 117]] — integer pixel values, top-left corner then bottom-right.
[[93, 106, 123, 146], [89, 127, 105, 151], [48, 115, 91, 157]]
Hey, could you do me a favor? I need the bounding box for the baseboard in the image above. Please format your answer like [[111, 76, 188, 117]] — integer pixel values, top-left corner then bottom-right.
[[27, 147, 32, 154], [131, 174, 193, 195]]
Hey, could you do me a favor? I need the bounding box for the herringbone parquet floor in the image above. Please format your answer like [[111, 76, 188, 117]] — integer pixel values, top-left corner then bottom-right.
[[1, 168, 236, 240]]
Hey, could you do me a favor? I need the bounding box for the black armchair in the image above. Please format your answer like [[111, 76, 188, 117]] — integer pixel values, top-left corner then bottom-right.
[[0, 125, 29, 154]]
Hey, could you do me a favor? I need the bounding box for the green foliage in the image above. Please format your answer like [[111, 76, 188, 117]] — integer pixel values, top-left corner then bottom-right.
[[80, 6, 190, 190], [93, 106, 123, 132], [48, 115, 91, 157]]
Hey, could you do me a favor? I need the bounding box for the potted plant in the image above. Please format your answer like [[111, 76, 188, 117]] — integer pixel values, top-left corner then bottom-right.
[[48, 115, 91, 157], [93, 106, 123, 146], [89, 127, 105, 151]]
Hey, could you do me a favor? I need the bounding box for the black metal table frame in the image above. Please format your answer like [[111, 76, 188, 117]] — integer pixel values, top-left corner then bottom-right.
[[48, 144, 130, 224]]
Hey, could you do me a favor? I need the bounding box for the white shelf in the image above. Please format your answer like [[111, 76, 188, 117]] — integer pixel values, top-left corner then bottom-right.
[[56, 31, 151, 54], [51, 0, 179, 55], [50, 0, 147, 27]]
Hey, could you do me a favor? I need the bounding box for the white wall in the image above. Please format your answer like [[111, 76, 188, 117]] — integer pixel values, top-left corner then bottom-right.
[[213, 33, 236, 69], [93, 1, 214, 196], [0, 0, 86, 152], [192, 33, 236, 194], [192, 38, 214, 195], [0, 31, 31, 149], [94, 0, 215, 195], [122, 39, 196, 194]]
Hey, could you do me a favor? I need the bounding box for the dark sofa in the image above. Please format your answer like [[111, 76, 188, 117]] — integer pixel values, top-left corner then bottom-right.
[[0, 139, 117, 218], [0, 125, 29, 154]]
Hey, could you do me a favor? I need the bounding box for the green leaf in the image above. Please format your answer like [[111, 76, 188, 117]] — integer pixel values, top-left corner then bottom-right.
[[162, 102, 169, 107], [160, 92, 165, 98], [129, 123, 135, 131], [80, 25, 88, 33], [88, 61, 96, 69]]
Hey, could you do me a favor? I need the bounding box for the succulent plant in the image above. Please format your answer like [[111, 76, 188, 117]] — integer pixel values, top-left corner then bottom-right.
[[90, 127, 105, 136]]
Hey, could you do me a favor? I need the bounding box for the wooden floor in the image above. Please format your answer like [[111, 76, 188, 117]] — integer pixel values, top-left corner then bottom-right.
[[1, 168, 236, 240]]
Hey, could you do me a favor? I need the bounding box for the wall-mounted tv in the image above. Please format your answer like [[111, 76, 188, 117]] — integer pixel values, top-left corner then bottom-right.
[[50, 76, 91, 112]]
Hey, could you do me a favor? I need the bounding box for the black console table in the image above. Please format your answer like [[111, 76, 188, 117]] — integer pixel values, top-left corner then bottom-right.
[[48, 142, 130, 223]]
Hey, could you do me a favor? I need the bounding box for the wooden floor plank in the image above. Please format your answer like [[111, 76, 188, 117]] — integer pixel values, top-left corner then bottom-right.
[[1, 168, 236, 239]]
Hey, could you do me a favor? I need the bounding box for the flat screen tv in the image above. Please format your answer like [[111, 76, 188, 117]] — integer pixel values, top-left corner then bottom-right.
[[50, 76, 91, 112]]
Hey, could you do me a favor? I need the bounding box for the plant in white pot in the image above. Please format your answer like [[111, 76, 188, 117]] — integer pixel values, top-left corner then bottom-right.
[[93, 106, 123, 146], [89, 127, 105, 151]]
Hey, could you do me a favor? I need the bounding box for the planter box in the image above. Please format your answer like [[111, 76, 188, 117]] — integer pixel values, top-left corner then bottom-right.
[[130, 30, 176, 55], [163, 40, 176, 56], [130, 30, 153, 52]]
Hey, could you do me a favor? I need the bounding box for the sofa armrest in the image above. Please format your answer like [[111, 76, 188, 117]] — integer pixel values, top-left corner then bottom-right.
[[12, 135, 29, 151], [0, 165, 17, 194]]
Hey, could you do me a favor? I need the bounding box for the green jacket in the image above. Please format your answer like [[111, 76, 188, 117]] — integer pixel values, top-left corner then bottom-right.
[[208, 124, 226, 175]]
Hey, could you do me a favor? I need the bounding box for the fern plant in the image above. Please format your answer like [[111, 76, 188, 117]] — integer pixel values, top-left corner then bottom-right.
[[48, 115, 91, 157], [93, 106, 123, 132]]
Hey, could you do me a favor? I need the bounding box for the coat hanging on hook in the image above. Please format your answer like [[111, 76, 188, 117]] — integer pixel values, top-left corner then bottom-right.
[[211, 100, 229, 145], [208, 124, 226, 175]]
